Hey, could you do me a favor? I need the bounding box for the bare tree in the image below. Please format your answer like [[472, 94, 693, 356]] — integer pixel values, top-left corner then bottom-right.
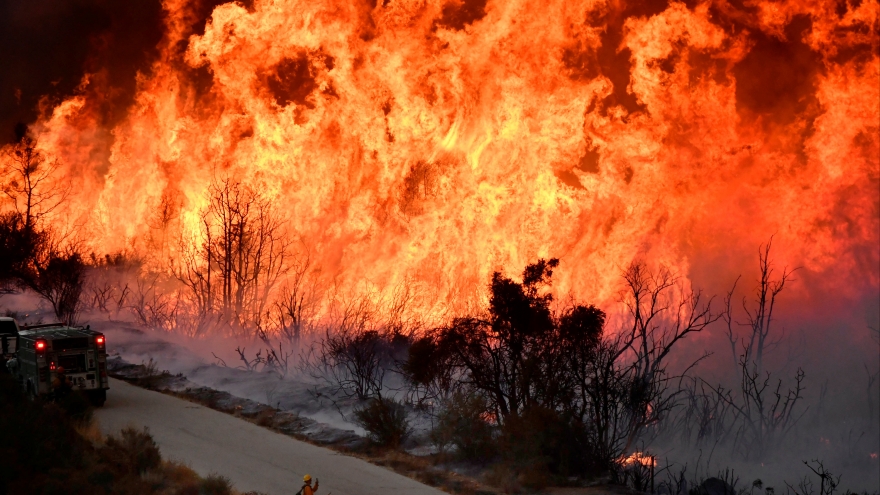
[[708, 239, 807, 459], [669, 376, 739, 448], [399, 160, 438, 219], [615, 262, 719, 452], [221, 250, 324, 377], [128, 272, 182, 332], [173, 178, 291, 335], [311, 294, 386, 399], [785, 460, 842, 495], [146, 190, 181, 261], [173, 214, 214, 325], [83, 253, 136, 318], [723, 238, 794, 376], [1, 130, 68, 232], [265, 249, 321, 346]]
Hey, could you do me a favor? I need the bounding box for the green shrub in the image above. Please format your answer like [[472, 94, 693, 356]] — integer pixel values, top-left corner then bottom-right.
[[353, 396, 412, 448]]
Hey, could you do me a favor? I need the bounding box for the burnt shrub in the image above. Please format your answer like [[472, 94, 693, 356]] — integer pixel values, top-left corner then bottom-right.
[[320, 328, 387, 400], [24, 249, 87, 326], [353, 396, 412, 448], [432, 391, 497, 462], [201, 473, 234, 495], [499, 405, 592, 479], [0, 374, 84, 493], [0, 211, 46, 287], [401, 333, 459, 406], [57, 390, 94, 425], [103, 426, 162, 475]]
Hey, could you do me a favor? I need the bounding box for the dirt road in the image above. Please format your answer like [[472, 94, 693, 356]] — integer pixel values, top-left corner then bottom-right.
[[94, 378, 445, 495]]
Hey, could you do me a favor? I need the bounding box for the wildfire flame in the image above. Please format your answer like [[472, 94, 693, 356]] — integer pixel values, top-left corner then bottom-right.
[[5, 0, 879, 320], [620, 451, 656, 468]]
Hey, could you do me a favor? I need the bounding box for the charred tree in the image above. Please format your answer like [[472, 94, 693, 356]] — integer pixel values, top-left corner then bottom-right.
[[708, 238, 807, 460], [0, 212, 46, 291], [174, 178, 291, 335], [438, 258, 563, 422], [24, 247, 86, 326], [1, 127, 67, 232]]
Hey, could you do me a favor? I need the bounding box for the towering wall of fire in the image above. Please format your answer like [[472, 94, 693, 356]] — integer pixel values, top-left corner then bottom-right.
[[3, 0, 878, 321]]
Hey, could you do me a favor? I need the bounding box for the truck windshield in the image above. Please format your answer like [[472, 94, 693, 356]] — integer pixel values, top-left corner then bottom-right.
[[0, 320, 16, 335], [1, 335, 15, 354]]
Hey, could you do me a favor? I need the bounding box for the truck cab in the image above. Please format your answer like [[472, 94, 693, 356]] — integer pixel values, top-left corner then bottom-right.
[[8, 323, 109, 406]]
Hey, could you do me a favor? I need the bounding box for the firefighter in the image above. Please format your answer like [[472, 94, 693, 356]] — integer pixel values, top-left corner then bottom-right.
[[53, 365, 71, 397], [300, 474, 319, 495]]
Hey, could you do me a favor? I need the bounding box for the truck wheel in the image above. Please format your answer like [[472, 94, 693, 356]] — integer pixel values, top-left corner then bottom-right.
[[88, 389, 107, 407]]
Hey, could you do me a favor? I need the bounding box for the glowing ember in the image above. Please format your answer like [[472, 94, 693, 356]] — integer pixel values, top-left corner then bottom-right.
[[619, 452, 656, 468]]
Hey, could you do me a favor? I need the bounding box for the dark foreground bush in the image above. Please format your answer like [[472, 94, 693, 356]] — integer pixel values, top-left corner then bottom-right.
[[201, 473, 234, 495], [103, 426, 162, 474], [0, 373, 87, 493], [499, 406, 593, 479], [57, 389, 94, 425], [354, 396, 412, 448], [432, 391, 497, 462], [0, 372, 225, 494]]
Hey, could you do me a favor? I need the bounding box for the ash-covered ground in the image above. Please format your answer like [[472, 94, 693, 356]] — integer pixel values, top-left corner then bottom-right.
[[92, 321, 436, 451]]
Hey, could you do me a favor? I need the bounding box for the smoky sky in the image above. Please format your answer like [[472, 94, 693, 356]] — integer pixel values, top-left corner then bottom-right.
[[0, 0, 163, 144], [0, 0, 239, 145], [0, 0, 872, 149]]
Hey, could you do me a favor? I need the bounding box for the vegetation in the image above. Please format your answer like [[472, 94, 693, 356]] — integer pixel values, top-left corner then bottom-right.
[[431, 391, 496, 462], [1, 125, 86, 325], [1, 125, 873, 493], [0, 372, 235, 494], [353, 396, 412, 448], [396, 257, 717, 479]]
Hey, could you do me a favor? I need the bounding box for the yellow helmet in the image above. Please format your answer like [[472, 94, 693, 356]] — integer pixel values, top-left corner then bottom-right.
[[303, 474, 311, 482]]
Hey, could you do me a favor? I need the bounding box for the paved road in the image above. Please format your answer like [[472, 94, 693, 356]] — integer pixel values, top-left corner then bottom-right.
[[94, 379, 444, 495]]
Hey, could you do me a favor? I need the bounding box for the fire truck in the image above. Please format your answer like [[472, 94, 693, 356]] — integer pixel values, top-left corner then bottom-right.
[[6, 322, 109, 406]]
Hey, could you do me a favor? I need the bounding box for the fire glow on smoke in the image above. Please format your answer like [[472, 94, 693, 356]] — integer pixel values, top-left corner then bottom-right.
[[7, 0, 880, 316]]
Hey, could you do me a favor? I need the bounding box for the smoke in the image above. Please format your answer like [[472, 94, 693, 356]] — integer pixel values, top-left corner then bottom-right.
[[0, 0, 163, 144]]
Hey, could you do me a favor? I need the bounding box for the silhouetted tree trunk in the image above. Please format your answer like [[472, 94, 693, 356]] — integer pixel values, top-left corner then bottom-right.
[[174, 178, 290, 334], [2, 129, 67, 232]]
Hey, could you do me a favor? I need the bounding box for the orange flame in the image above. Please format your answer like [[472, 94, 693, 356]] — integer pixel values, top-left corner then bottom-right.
[[5, 0, 879, 322], [620, 451, 656, 468]]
